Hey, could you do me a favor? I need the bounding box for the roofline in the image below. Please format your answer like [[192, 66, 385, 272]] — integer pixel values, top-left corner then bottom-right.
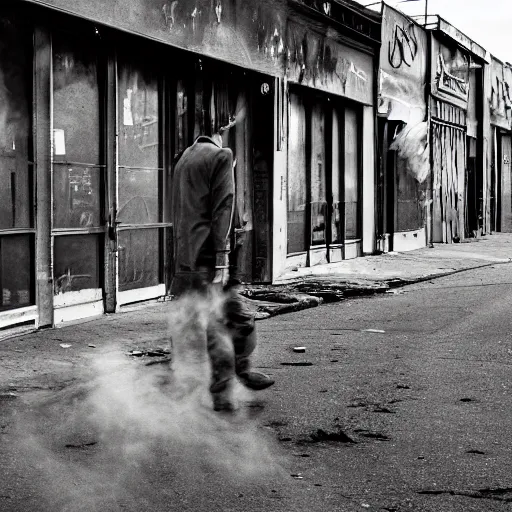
[[422, 15, 488, 62]]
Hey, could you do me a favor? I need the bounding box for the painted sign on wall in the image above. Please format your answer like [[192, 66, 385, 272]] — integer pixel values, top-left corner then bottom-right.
[[286, 18, 373, 104], [431, 35, 470, 110], [23, 0, 375, 104], [379, 5, 427, 124]]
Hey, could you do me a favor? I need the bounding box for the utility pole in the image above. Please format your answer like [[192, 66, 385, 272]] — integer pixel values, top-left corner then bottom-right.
[[424, 0, 428, 26]]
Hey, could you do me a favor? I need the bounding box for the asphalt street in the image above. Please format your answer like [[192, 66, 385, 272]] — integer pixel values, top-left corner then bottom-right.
[[1, 262, 512, 511]]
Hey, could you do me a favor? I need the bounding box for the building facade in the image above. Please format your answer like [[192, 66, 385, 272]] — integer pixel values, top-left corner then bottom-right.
[[487, 57, 512, 233], [377, 5, 429, 252], [0, 0, 380, 330], [426, 17, 487, 244]]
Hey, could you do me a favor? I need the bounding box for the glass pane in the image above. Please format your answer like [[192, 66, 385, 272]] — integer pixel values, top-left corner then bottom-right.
[[118, 169, 159, 224], [0, 159, 32, 229], [310, 102, 327, 245], [287, 93, 307, 254], [118, 229, 160, 291], [53, 164, 102, 228], [331, 109, 342, 244], [0, 235, 33, 310], [194, 71, 206, 140], [54, 235, 100, 294], [175, 79, 188, 158], [345, 107, 360, 240], [0, 15, 32, 229], [52, 34, 100, 164], [118, 60, 159, 169]]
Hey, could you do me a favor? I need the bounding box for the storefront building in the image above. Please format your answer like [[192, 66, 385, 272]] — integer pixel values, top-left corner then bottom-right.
[[427, 18, 487, 243], [278, 2, 381, 274], [377, 4, 429, 253], [487, 57, 512, 233], [0, 0, 380, 330]]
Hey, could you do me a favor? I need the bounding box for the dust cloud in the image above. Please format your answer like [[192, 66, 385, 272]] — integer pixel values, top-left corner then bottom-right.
[[15, 291, 285, 511]]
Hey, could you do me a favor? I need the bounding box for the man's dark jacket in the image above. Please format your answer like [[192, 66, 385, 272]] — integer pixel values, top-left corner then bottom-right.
[[171, 136, 234, 279]]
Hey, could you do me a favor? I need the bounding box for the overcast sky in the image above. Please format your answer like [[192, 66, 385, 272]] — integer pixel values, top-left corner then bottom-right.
[[355, 0, 511, 62]]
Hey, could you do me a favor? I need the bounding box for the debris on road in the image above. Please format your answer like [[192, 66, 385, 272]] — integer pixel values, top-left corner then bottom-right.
[[396, 384, 410, 389], [0, 393, 18, 401], [59, 343, 71, 349], [309, 428, 356, 444], [362, 329, 386, 333], [281, 362, 313, 366], [291, 473, 304, 480], [373, 406, 395, 414], [65, 441, 98, 449], [293, 346, 306, 353], [88, 344, 96, 348]]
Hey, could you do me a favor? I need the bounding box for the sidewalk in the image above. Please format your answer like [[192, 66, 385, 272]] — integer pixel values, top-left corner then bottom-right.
[[242, 232, 512, 311], [0, 233, 511, 390]]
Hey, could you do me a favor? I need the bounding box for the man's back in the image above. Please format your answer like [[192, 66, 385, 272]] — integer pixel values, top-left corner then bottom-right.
[[172, 136, 234, 276]]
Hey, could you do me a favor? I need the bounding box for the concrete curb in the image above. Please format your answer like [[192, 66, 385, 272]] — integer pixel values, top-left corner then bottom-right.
[[242, 258, 512, 318]]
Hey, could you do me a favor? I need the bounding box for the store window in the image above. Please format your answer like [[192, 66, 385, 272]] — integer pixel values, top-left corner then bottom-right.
[[331, 109, 342, 244], [53, 235, 100, 294], [117, 55, 162, 292], [310, 103, 327, 245], [52, 34, 102, 229], [52, 33, 103, 295], [0, 12, 34, 311], [287, 91, 362, 257], [344, 106, 360, 240], [0, 235, 33, 310]]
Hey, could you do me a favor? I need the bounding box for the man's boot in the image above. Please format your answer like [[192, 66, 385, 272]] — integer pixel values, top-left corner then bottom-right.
[[236, 356, 275, 391]]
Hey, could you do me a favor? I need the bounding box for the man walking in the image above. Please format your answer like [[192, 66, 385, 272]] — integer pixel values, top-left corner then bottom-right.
[[171, 127, 274, 412]]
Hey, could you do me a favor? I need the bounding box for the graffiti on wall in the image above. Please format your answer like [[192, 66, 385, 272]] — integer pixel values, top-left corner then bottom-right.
[[158, 0, 374, 102], [388, 22, 418, 69], [28, 0, 375, 101], [490, 58, 512, 127], [436, 54, 468, 101], [431, 37, 469, 108], [285, 20, 371, 102], [379, 5, 427, 123]]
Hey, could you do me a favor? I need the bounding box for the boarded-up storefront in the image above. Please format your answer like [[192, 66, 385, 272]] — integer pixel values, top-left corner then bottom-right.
[[430, 34, 471, 243], [378, 5, 428, 252]]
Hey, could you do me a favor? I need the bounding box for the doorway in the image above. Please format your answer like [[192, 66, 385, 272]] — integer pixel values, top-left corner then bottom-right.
[[286, 89, 362, 268]]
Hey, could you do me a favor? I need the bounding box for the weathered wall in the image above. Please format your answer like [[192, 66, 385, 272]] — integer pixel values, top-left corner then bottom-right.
[[379, 4, 427, 125], [430, 35, 469, 242], [23, 0, 375, 104], [431, 34, 470, 111], [378, 5, 428, 248], [489, 57, 512, 131]]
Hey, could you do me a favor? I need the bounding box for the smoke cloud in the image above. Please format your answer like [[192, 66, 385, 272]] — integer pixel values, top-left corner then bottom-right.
[[15, 292, 285, 510], [389, 121, 429, 184]]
